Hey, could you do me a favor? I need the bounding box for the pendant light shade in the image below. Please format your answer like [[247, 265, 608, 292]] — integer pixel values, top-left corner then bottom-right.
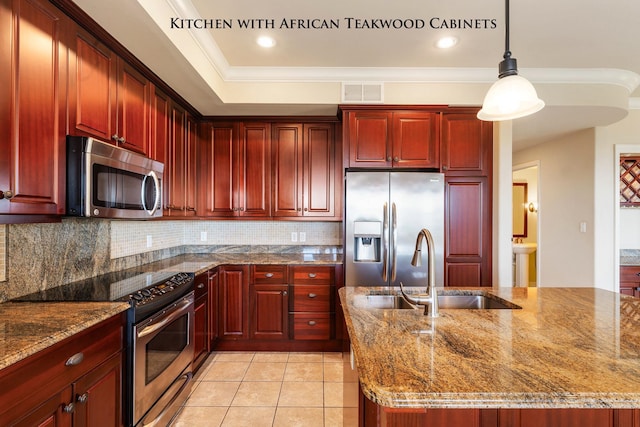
[[477, 0, 544, 121]]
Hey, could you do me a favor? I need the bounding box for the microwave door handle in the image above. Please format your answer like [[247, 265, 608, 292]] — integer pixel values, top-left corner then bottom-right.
[[141, 171, 161, 216]]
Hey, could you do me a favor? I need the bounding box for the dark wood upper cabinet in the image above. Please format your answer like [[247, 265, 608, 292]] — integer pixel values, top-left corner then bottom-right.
[[272, 123, 336, 218], [70, 27, 150, 155], [165, 105, 197, 216], [0, 0, 70, 215], [201, 121, 271, 217], [441, 112, 492, 176], [344, 109, 439, 168]]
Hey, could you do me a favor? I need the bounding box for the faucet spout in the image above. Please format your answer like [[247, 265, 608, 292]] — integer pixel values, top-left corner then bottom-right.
[[400, 228, 439, 317]]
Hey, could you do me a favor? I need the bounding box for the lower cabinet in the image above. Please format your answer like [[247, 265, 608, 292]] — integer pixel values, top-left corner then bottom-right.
[[620, 266, 640, 297], [218, 265, 250, 340], [193, 272, 209, 372], [362, 393, 640, 427], [0, 312, 125, 427], [290, 265, 334, 341]]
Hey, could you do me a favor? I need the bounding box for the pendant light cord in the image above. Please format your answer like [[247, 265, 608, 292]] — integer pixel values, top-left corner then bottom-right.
[[504, 0, 511, 61]]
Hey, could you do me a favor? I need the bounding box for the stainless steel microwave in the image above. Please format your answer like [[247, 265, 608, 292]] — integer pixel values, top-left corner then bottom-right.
[[66, 136, 164, 219]]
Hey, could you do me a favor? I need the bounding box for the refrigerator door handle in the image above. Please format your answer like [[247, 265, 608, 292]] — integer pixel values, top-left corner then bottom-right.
[[391, 202, 397, 282], [382, 202, 388, 282]]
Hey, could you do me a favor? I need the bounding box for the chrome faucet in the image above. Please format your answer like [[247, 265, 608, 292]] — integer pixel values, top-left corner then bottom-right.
[[399, 228, 439, 317]]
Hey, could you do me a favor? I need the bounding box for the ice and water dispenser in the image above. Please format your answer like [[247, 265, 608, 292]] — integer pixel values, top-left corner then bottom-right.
[[353, 221, 382, 262]]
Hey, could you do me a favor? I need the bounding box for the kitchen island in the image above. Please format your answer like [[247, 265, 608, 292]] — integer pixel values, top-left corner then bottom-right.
[[340, 286, 640, 427]]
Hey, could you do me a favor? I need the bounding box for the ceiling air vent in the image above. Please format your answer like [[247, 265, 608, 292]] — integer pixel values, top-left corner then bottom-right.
[[342, 82, 384, 103]]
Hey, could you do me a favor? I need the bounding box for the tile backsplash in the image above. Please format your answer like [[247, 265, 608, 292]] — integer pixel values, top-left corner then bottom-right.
[[1, 219, 342, 301]]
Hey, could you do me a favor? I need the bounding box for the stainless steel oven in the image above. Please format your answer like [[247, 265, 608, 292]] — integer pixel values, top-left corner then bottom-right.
[[133, 291, 194, 426]]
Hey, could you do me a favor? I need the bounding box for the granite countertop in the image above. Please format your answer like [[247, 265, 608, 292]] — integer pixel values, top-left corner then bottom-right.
[[340, 286, 640, 409], [132, 252, 343, 276], [0, 301, 130, 371]]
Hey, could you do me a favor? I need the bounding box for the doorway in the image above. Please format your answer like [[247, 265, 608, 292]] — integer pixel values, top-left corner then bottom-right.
[[513, 162, 540, 287]]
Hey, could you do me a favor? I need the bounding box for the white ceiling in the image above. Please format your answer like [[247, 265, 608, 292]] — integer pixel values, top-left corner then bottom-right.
[[72, 0, 640, 150]]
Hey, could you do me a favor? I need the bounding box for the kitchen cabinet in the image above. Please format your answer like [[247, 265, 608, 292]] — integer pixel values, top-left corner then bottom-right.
[[0, 0, 70, 215], [218, 265, 250, 340], [343, 109, 439, 168], [444, 176, 492, 286], [201, 121, 271, 217], [250, 265, 289, 340], [193, 272, 209, 372], [289, 265, 334, 340], [165, 105, 197, 216], [69, 28, 150, 155], [441, 112, 492, 177], [442, 110, 493, 287], [620, 266, 640, 297], [0, 312, 125, 426], [272, 123, 337, 218]]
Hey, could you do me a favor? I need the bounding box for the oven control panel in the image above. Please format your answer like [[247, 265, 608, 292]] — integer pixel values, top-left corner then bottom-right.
[[126, 272, 194, 308]]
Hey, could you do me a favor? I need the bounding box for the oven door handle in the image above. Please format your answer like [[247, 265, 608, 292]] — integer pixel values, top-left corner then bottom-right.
[[137, 296, 192, 340]]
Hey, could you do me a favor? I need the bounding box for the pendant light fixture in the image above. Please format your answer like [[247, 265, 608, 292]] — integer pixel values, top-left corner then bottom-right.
[[477, 0, 544, 121]]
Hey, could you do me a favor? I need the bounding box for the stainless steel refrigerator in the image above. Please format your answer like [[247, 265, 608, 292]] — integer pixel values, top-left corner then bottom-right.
[[344, 171, 444, 288]]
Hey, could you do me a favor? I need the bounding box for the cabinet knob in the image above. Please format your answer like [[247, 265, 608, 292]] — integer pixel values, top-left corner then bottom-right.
[[282, 290, 288, 296], [118, 137, 126, 143], [197, 282, 205, 289], [77, 393, 88, 404], [442, 165, 449, 171], [297, 208, 302, 211], [186, 206, 196, 212], [304, 208, 308, 212], [111, 134, 119, 142], [635, 272, 640, 277], [63, 402, 75, 413], [308, 273, 317, 278], [0, 190, 14, 200], [308, 320, 317, 326], [65, 352, 84, 366], [387, 156, 391, 161], [265, 273, 274, 278], [308, 293, 317, 298], [393, 156, 399, 162]]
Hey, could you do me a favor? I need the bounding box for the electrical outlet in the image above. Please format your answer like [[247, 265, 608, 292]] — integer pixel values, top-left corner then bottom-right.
[[200, 231, 207, 242], [299, 232, 306, 242], [146, 235, 153, 248], [291, 232, 298, 242]]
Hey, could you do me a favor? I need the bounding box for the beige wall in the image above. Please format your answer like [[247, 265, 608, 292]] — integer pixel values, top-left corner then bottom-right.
[[513, 128, 596, 287]]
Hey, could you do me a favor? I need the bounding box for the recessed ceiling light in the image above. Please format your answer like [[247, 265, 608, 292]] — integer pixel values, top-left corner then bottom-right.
[[436, 36, 458, 49], [257, 36, 276, 48]]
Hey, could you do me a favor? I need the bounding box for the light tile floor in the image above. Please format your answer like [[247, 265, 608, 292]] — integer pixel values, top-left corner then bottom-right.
[[173, 352, 359, 427]]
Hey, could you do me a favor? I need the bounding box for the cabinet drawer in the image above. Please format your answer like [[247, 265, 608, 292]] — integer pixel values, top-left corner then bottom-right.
[[291, 285, 331, 312], [290, 266, 334, 285], [292, 313, 331, 340], [253, 265, 288, 284], [620, 266, 640, 283]]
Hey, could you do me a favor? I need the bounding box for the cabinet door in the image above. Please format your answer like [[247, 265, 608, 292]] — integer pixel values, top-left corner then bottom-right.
[[272, 123, 303, 217], [11, 387, 73, 427], [239, 122, 271, 217], [149, 86, 170, 210], [193, 272, 209, 370], [70, 29, 117, 142], [250, 284, 289, 340], [441, 113, 492, 176], [392, 112, 439, 168], [166, 104, 185, 215], [208, 269, 219, 346], [445, 177, 492, 286], [0, 0, 69, 215], [303, 123, 335, 216], [219, 265, 249, 339], [346, 111, 392, 168], [202, 122, 237, 217], [73, 353, 122, 427], [185, 114, 198, 215], [116, 61, 149, 155]]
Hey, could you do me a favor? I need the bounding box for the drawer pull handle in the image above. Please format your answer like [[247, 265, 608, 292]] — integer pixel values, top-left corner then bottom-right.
[[77, 393, 88, 404], [308, 273, 317, 278], [65, 352, 84, 367], [63, 402, 75, 413], [308, 293, 317, 298], [197, 283, 205, 289], [308, 320, 317, 326], [265, 273, 274, 278]]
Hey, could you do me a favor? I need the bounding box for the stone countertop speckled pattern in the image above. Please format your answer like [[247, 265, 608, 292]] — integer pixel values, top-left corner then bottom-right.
[[131, 252, 343, 276], [0, 301, 130, 371], [340, 286, 640, 409]]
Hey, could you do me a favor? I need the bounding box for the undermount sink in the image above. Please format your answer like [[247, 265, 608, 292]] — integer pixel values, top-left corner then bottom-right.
[[355, 292, 521, 310], [512, 242, 537, 254]]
